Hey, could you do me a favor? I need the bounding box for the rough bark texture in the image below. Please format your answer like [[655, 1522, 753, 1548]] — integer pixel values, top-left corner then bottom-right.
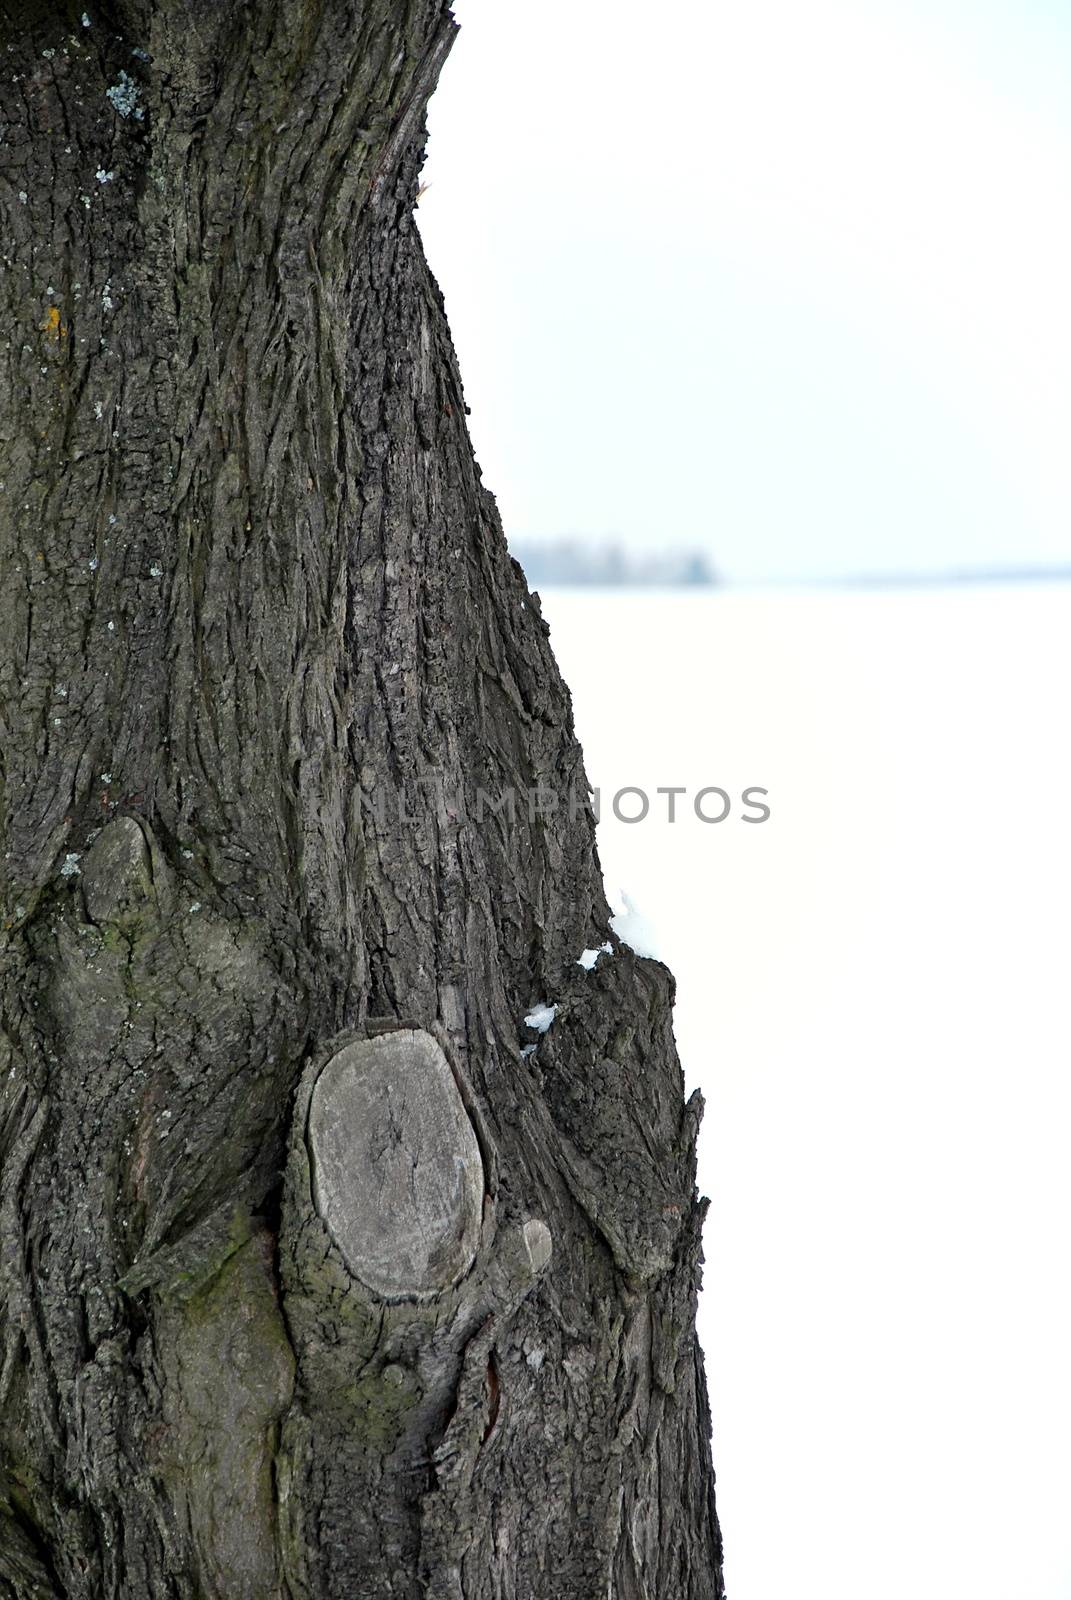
[[0, 3, 725, 1595]]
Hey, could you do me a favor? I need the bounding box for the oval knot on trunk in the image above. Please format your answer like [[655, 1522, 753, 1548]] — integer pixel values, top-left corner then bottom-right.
[[307, 1028, 484, 1300]]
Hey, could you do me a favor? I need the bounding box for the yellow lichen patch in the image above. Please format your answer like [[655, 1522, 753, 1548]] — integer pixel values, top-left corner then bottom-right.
[[41, 306, 65, 340]]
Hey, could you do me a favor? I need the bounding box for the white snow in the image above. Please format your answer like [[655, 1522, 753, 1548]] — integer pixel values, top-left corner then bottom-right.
[[523, 1003, 557, 1033], [608, 892, 659, 959], [539, 582, 1071, 1600], [577, 941, 612, 971]]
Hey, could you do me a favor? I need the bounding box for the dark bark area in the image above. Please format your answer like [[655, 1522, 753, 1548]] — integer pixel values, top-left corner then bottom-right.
[[0, 3, 725, 1595]]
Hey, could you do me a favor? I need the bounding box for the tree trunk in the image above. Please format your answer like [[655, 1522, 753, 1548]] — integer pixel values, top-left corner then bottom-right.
[[0, 4, 724, 1596]]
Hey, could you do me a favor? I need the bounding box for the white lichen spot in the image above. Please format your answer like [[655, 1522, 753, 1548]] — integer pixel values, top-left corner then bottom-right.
[[106, 71, 143, 120], [95, 168, 115, 185], [181, 848, 194, 859], [17, 191, 27, 205], [59, 853, 82, 878], [149, 563, 163, 578], [102, 283, 113, 311], [107, 513, 117, 525], [100, 772, 112, 783], [520, 1043, 537, 1058], [131, 47, 149, 62], [524, 1003, 557, 1034], [42, 48, 56, 60], [88, 555, 98, 571], [188, 902, 202, 914], [82, 11, 91, 25], [106, 620, 115, 632], [52, 717, 61, 727], [81, 195, 91, 209], [526, 1348, 545, 1372], [94, 400, 103, 419], [14, 905, 25, 919]]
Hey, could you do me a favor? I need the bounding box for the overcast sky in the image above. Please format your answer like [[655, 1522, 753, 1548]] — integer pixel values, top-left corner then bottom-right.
[[420, 0, 1071, 583]]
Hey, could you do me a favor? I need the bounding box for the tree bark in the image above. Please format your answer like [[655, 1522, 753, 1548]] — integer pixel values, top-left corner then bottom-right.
[[0, 3, 724, 1596]]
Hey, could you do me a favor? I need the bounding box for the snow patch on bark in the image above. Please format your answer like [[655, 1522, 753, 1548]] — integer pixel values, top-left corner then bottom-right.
[[523, 1003, 557, 1033], [577, 941, 613, 971]]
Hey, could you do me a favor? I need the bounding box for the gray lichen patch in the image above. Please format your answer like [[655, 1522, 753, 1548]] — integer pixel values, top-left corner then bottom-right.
[[105, 72, 143, 121], [307, 1029, 484, 1300]]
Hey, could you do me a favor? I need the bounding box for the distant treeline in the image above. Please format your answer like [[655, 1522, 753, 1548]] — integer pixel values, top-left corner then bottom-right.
[[512, 539, 717, 588]]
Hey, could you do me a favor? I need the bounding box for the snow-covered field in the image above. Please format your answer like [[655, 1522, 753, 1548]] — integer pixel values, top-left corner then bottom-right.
[[539, 583, 1071, 1600]]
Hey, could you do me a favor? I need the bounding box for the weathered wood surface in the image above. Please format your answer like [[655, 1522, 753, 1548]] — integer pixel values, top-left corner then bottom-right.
[[0, 2, 725, 1595], [306, 1029, 485, 1298]]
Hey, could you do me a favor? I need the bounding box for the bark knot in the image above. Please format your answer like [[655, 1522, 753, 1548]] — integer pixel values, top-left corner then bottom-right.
[[306, 1028, 485, 1301]]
